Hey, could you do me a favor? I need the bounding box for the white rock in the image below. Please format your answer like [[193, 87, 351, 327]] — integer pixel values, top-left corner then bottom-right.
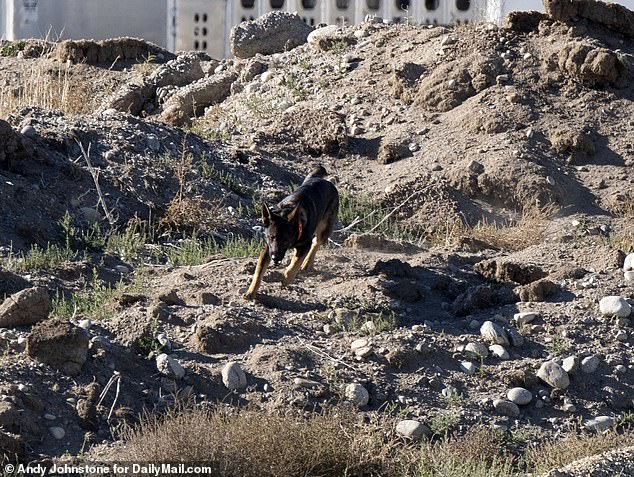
[[351, 338, 369, 351], [584, 416, 614, 432], [599, 296, 631, 318], [480, 321, 510, 346], [49, 427, 65, 440], [20, 125, 37, 137], [464, 342, 488, 358], [221, 362, 247, 390], [344, 383, 369, 407], [624, 271, 634, 284], [156, 353, 185, 380], [354, 346, 373, 358], [395, 420, 431, 440], [460, 361, 477, 375], [260, 71, 274, 83], [514, 312, 536, 326], [493, 399, 520, 417], [537, 361, 570, 389], [581, 355, 601, 373], [489, 345, 510, 360], [507, 387, 532, 405], [623, 253, 634, 272], [562, 356, 580, 374], [307, 25, 339, 44]]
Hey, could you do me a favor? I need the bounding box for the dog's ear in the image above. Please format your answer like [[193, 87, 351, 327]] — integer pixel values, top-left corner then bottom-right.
[[287, 204, 301, 222], [261, 203, 271, 226]]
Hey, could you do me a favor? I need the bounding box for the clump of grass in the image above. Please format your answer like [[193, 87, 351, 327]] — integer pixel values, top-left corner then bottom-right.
[[51, 269, 125, 321], [429, 411, 461, 438], [338, 189, 418, 242], [7, 243, 77, 273], [164, 234, 260, 266], [110, 406, 391, 477], [467, 205, 555, 252], [545, 334, 571, 355]]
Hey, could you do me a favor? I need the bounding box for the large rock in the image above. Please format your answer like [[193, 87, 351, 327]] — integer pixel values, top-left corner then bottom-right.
[[344, 383, 369, 407], [544, 0, 634, 38], [55, 37, 175, 65], [156, 353, 185, 380], [230, 12, 313, 59], [395, 420, 431, 440], [537, 360, 570, 389], [493, 399, 520, 417], [221, 361, 247, 391], [0, 287, 51, 328], [507, 387, 533, 405], [557, 42, 626, 88], [480, 321, 510, 346], [161, 70, 237, 125], [599, 296, 631, 318], [104, 53, 204, 115], [26, 320, 89, 376]]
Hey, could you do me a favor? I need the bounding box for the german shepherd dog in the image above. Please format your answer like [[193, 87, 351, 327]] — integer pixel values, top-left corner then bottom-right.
[[244, 166, 339, 300]]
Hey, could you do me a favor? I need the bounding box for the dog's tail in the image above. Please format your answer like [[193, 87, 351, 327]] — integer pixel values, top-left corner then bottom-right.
[[303, 165, 328, 183]]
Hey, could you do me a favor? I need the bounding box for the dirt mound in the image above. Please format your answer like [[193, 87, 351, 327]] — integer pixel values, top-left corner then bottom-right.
[[54, 37, 175, 65]]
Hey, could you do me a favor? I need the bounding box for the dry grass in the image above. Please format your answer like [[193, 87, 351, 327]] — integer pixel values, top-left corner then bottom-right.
[[100, 406, 634, 477], [466, 205, 556, 252], [0, 61, 71, 118], [111, 406, 392, 477], [524, 427, 634, 474]]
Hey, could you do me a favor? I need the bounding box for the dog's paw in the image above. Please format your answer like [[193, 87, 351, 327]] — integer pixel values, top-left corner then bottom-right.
[[281, 275, 293, 288], [243, 290, 256, 300]]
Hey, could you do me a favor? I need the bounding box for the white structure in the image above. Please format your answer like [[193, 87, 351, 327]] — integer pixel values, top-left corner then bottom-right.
[[3, 0, 634, 58]]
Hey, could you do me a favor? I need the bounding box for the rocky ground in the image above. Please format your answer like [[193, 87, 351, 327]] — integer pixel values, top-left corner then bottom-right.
[[1, 0, 634, 474]]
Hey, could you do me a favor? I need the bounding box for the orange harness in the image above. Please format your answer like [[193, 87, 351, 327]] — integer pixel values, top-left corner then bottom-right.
[[297, 221, 303, 240]]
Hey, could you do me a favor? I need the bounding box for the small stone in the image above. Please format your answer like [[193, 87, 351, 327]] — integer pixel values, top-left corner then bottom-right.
[[395, 420, 431, 440], [354, 346, 373, 358], [535, 400, 544, 409], [562, 402, 576, 413], [489, 345, 510, 360], [408, 143, 420, 153], [493, 399, 520, 417], [599, 296, 631, 318], [260, 71, 274, 83], [344, 383, 369, 407], [615, 330, 628, 341], [49, 427, 65, 440], [464, 342, 488, 358], [507, 387, 532, 405], [537, 361, 570, 389], [156, 353, 185, 380], [460, 361, 477, 375], [584, 416, 614, 432], [624, 253, 634, 272], [20, 125, 37, 138], [480, 321, 510, 346], [615, 364, 627, 374], [496, 74, 509, 83], [222, 362, 247, 390], [351, 338, 369, 352], [44, 413, 56, 421], [77, 320, 92, 330], [581, 355, 601, 373], [293, 378, 323, 389], [562, 356, 580, 374], [514, 312, 536, 326]]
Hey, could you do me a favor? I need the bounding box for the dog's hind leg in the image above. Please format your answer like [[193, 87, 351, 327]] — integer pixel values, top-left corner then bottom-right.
[[282, 245, 310, 287], [244, 246, 271, 299]]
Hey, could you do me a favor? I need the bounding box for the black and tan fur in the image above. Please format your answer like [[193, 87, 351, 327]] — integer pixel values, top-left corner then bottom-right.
[[244, 166, 339, 300]]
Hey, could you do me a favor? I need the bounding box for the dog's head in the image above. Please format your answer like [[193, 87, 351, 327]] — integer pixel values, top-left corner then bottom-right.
[[261, 203, 301, 264]]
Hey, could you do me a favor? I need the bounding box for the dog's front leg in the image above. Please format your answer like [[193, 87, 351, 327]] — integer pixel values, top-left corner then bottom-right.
[[281, 245, 310, 288], [244, 245, 271, 299]]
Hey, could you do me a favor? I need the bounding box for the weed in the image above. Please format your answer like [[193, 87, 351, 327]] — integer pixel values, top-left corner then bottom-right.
[[328, 40, 349, 55], [338, 189, 418, 242], [430, 411, 461, 437], [284, 73, 306, 100], [0, 43, 17, 57], [51, 269, 124, 321], [106, 226, 148, 263], [441, 388, 467, 408], [545, 334, 571, 355], [196, 157, 252, 197], [243, 94, 280, 119], [7, 243, 77, 273], [163, 234, 261, 266]]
